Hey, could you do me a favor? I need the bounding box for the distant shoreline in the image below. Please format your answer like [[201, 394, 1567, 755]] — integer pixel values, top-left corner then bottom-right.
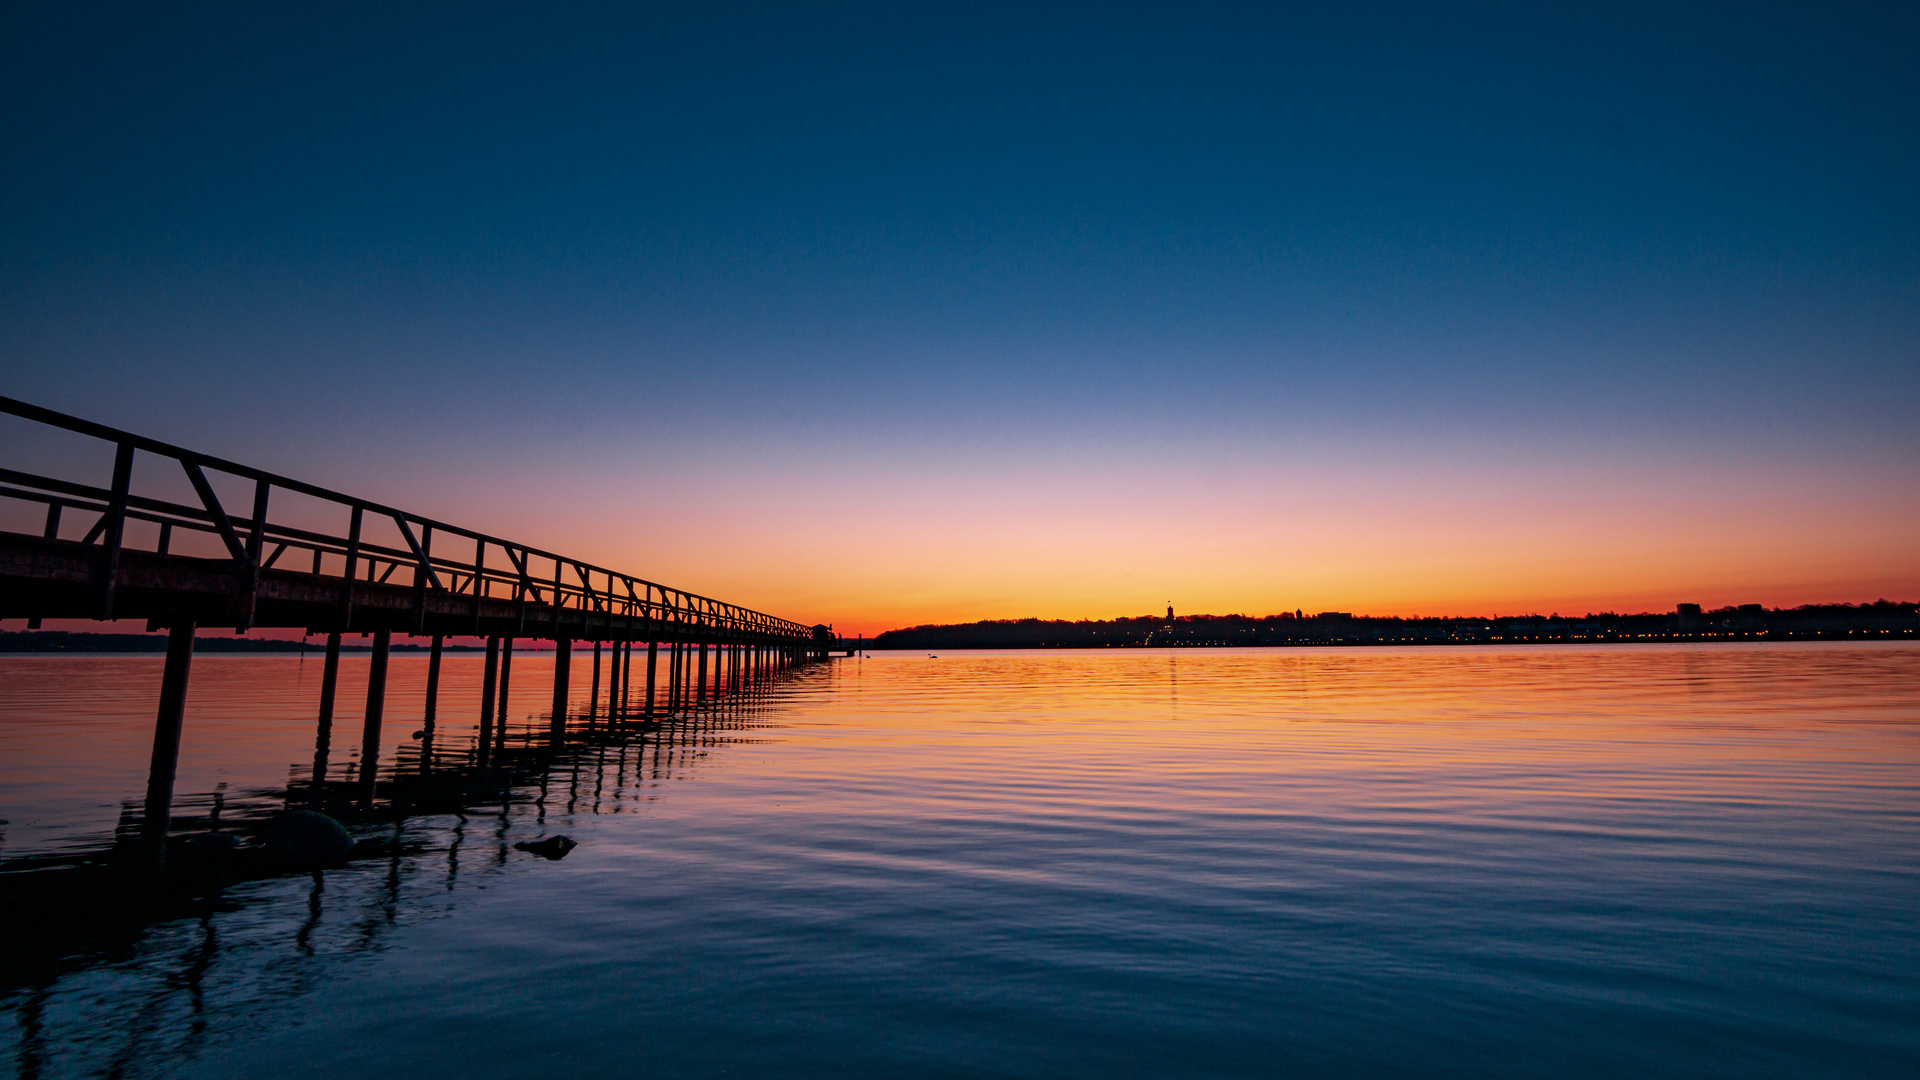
[[854, 636, 1919, 650], [864, 602, 1920, 650]]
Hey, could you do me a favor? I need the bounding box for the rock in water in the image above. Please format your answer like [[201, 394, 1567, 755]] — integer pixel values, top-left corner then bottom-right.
[[513, 835, 578, 860], [266, 810, 355, 866], [185, 831, 241, 854]]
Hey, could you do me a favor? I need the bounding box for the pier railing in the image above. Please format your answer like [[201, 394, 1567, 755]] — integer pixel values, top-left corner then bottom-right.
[[0, 395, 812, 641]]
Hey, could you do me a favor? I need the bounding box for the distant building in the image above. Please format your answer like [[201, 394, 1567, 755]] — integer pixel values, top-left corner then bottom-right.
[[1167, 603, 1174, 620]]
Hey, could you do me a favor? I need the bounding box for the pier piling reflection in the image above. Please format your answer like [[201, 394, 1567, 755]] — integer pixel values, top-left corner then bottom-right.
[[0, 647, 815, 1006]]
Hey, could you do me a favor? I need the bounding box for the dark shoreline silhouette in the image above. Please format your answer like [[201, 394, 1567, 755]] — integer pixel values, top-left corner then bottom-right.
[[869, 601, 1920, 650]]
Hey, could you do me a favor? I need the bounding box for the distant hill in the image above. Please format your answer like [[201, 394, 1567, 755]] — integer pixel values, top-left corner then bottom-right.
[[869, 602, 1920, 649]]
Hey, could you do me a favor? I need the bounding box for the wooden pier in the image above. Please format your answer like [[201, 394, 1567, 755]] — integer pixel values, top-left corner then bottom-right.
[[0, 395, 836, 868]]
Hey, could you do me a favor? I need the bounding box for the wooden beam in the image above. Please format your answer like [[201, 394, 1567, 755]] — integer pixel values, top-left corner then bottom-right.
[[393, 513, 443, 590], [180, 455, 248, 562]]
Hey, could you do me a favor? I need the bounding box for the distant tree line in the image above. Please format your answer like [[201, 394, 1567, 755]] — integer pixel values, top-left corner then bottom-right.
[[869, 602, 1920, 650]]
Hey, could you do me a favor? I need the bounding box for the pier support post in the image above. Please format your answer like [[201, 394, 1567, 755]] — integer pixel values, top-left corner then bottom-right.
[[478, 635, 499, 770], [669, 640, 681, 713], [360, 628, 391, 806], [697, 642, 708, 705], [551, 637, 572, 740], [312, 631, 342, 802], [616, 640, 630, 720], [421, 634, 443, 772], [645, 640, 658, 717], [609, 639, 623, 721], [622, 640, 634, 718], [140, 622, 195, 870], [588, 639, 601, 724], [497, 638, 514, 750]]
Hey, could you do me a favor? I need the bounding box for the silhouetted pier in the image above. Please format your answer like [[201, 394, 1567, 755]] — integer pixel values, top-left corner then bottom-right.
[[0, 395, 836, 870]]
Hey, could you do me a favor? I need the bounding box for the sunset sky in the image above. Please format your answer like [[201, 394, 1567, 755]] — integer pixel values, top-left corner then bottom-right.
[[3, 2, 1915, 635]]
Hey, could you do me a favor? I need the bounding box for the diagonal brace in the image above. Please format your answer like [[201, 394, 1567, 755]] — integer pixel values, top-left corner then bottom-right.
[[503, 546, 543, 602], [393, 514, 444, 590], [181, 455, 248, 561]]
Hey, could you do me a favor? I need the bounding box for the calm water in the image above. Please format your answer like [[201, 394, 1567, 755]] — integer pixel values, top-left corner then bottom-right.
[[2, 644, 1917, 1077]]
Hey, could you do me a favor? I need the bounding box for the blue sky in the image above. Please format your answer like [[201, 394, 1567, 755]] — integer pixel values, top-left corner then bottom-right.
[[3, 2, 1915, 626]]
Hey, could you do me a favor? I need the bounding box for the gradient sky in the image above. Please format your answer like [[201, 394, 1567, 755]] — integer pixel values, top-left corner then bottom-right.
[[2, 2, 1916, 634]]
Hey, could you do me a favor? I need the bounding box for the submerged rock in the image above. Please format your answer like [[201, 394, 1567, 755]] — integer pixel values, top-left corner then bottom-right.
[[512, 835, 577, 860], [184, 831, 241, 854], [265, 810, 354, 866]]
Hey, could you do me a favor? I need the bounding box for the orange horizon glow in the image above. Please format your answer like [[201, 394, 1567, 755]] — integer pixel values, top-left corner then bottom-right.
[[14, 446, 1916, 640], [545, 451, 1920, 637]]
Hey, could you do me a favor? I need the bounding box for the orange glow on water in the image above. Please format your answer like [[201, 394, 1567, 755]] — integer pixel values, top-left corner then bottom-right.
[[4, 644, 1915, 858]]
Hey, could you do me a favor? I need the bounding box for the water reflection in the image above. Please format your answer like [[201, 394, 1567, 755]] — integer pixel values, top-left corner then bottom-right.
[[4, 645, 1917, 1080], [0, 666, 790, 1077]]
